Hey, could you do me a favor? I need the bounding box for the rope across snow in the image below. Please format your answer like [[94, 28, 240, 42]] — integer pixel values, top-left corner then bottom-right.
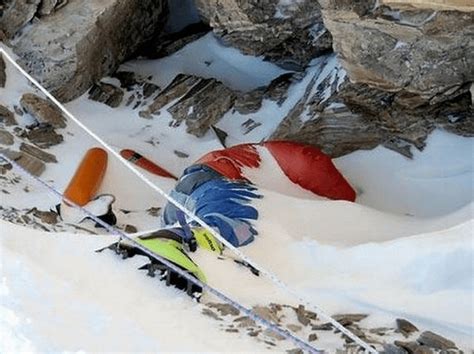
[[0, 48, 378, 354]]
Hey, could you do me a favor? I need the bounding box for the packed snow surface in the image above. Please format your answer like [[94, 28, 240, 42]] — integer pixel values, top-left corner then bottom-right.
[[1, 34, 473, 352]]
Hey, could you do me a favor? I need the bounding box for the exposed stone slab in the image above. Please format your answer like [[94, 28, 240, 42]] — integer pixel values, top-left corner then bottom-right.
[[11, 0, 168, 102], [20, 93, 66, 128]]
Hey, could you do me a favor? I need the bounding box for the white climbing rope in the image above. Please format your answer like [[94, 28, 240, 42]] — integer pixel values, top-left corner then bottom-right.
[[0, 48, 377, 353]]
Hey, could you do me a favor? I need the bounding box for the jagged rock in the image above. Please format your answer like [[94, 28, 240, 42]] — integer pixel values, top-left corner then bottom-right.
[[321, 1, 474, 106], [382, 344, 408, 354], [142, 83, 160, 99], [0, 54, 5, 88], [0, 130, 14, 146], [19, 143, 57, 163], [312, 323, 333, 331], [173, 150, 189, 158], [194, 0, 332, 69], [201, 308, 222, 321], [88, 83, 124, 108], [114, 72, 141, 91], [287, 324, 302, 333], [32, 209, 58, 224], [143, 74, 201, 116], [263, 328, 286, 341], [252, 305, 281, 324], [234, 88, 265, 115], [0, 0, 41, 38], [294, 305, 312, 326], [38, 0, 58, 16], [11, 0, 168, 102], [308, 333, 318, 342], [24, 125, 63, 148], [167, 77, 236, 137], [124, 224, 137, 233], [332, 313, 368, 326], [233, 73, 295, 115], [1, 149, 45, 176], [233, 316, 256, 328], [207, 303, 240, 316], [394, 341, 433, 354], [20, 93, 66, 128], [146, 207, 161, 217], [287, 349, 303, 354], [396, 319, 419, 337], [271, 54, 473, 157], [140, 22, 210, 59], [0, 105, 16, 126], [417, 331, 457, 350]]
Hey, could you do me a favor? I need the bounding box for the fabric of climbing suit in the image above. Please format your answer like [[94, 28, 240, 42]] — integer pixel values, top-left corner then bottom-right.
[[162, 141, 356, 247], [163, 164, 262, 247]]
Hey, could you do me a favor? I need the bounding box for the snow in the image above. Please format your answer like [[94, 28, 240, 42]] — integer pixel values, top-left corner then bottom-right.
[[121, 33, 289, 92], [0, 220, 275, 353], [1, 33, 474, 352]]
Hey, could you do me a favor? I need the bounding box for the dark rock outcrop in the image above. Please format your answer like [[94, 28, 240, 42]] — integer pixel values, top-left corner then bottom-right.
[[88, 83, 124, 108], [417, 331, 457, 350], [9, 0, 168, 102], [0, 0, 41, 38], [141, 74, 236, 136], [271, 54, 473, 157], [0, 149, 45, 176], [22, 125, 63, 149], [167, 77, 237, 137], [193, 0, 332, 69], [139, 22, 211, 59], [0, 105, 16, 126], [0, 129, 14, 146], [20, 143, 57, 163], [0, 54, 5, 88]]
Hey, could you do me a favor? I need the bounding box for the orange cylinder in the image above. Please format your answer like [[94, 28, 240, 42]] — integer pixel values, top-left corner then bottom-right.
[[63, 147, 108, 206]]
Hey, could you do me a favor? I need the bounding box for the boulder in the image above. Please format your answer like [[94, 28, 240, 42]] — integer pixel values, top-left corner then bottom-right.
[[167, 77, 236, 137], [0, 129, 14, 146], [20, 143, 57, 163], [396, 318, 419, 337], [0, 105, 16, 126], [10, 0, 168, 102], [320, 1, 474, 106], [20, 93, 66, 128], [193, 0, 332, 69], [271, 54, 473, 157], [142, 74, 236, 137], [0, 149, 45, 176], [88, 83, 124, 108], [0, 0, 41, 38], [23, 125, 63, 148], [417, 331, 457, 350]]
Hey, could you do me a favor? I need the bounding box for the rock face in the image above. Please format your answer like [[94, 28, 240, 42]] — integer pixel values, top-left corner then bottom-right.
[[141, 74, 237, 136], [20, 93, 66, 128], [8, 0, 168, 102], [88, 83, 124, 108], [271, 55, 472, 157], [0, 0, 41, 38], [193, 0, 332, 69], [321, 1, 474, 106], [0, 105, 16, 126]]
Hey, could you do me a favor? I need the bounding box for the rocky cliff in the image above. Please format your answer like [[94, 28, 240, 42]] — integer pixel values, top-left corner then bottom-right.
[[0, 0, 168, 101]]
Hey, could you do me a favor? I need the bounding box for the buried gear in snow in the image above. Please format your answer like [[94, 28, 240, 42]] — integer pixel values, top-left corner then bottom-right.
[[163, 164, 262, 247]]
